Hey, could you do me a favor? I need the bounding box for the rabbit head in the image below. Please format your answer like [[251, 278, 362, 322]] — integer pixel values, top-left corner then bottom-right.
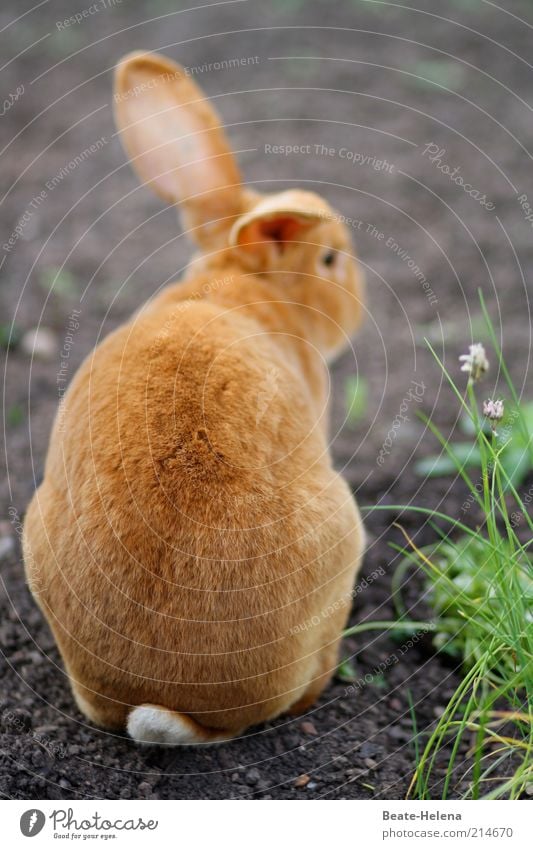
[[114, 51, 364, 358]]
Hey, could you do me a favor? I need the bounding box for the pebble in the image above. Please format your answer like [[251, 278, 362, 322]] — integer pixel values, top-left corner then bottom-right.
[[0, 536, 15, 560], [245, 767, 261, 785], [359, 741, 379, 758], [388, 726, 410, 741], [21, 327, 57, 361], [294, 774, 310, 788], [346, 769, 364, 781], [5, 707, 32, 732], [23, 651, 43, 666], [364, 758, 378, 770], [31, 751, 45, 767], [300, 720, 318, 735], [137, 781, 153, 796], [34, 725, 58, 735]]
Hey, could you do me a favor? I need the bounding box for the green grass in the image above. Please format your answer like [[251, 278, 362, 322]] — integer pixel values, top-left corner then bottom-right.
[[0, 323, 22, 351], [414, 401, 533, 489], [408, 60, 466, 92], [39, 266, 78, 298], [344, 375, 368, 426], [7, 404, 24, 427], [351, 290, 532, 799]]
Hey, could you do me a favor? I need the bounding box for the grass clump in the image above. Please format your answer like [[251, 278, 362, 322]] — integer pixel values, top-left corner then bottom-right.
[[393, 292, 532, 799], [357, 291, 532, 798]]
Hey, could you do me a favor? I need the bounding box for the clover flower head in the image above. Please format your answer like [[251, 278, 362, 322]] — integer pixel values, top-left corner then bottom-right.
[[459, 343, 489, 383], [483, 398, 504, 422]]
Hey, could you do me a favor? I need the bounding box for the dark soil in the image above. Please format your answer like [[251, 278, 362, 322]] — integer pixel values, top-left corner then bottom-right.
[[1, 0, 531, 799]]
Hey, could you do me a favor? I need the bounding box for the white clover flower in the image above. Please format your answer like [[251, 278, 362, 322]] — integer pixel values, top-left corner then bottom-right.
[[483, 398, 504, 434], [482, 398, 504, 422], [459, 343, 489, 383]]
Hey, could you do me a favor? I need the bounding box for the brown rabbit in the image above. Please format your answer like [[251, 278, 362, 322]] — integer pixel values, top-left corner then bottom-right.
[[23, 51, 365, 744]]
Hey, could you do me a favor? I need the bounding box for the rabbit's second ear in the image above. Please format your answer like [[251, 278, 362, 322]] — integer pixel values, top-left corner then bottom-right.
[[229, 190, 333, 259], [114, 51, 243, 245]]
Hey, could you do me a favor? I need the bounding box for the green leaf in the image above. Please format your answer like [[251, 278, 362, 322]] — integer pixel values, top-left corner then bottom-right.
[[519, 402, 533, 431], [410, 61, 465, 92], [502, 449, 531, 490], [0, 324, 22, 350], [371, 673, 388, 690], [345, 375, 368, 425], [39, 266, 78, 298], [417, 313, 491, 346], [336, 658, 359, 683], [460, 411, 491, 437], [7, 404, 24, 427], [418, 399, 532, 487], [415, 443, 481, 477]]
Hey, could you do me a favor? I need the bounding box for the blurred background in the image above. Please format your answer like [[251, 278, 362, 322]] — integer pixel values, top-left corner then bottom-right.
[[0, 0, 531, 800]]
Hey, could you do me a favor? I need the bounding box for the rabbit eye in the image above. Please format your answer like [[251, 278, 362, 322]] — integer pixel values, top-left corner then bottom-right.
[[322, 250, 336, 267]]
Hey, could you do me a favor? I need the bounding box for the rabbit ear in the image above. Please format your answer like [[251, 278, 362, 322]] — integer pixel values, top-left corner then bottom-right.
[[229, 190, 333, 253], [114, 51, 243, 245]]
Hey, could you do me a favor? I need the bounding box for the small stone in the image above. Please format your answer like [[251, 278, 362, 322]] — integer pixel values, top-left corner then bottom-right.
[[34, 725, 58, 735], [359, 741, 379, 758], [0, 536, 15, 560], [364, 758, 378, 769], [301, 720, 318, 735], [137, 781, 152, 796], [59, 778, 71, 789], [294, 773, 310, 787], [23, 651, 43, 665], [525, 784, 533, 797], [21, 327, 57, 361], [231, 773, 240, 782], [389, 698, 402, 711], [4, 707, 32, 732], [245, 767, 261, 785], [388, 726, 409, 741], [31, 750, 45, 767], [433, 705, 446, 718]]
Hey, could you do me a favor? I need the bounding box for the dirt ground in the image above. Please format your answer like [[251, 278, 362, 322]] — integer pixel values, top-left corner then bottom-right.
[[1, 0, 532, 799]]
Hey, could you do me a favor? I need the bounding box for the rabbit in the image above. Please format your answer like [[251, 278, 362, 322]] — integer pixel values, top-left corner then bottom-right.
[[23, 51, 365, 745]]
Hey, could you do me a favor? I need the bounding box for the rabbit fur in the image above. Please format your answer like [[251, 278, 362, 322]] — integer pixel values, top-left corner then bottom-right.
[[23, 51, 365, 744]]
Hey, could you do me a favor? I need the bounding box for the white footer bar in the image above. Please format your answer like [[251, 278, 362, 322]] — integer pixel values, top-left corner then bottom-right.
[[3, 799, 529, 848]]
